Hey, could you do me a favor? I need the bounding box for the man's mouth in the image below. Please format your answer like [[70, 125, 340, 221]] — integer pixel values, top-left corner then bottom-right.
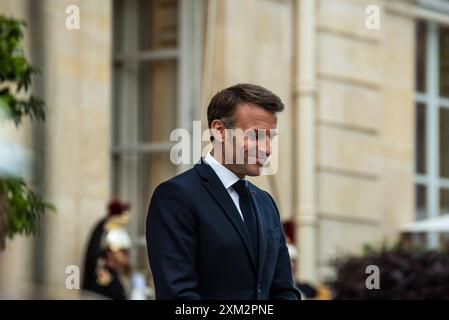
[[246, 155, 267, 166], [256, 157, 267, 166]]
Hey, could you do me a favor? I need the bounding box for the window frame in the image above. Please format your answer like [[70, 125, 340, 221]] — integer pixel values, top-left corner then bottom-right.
[[415, 20, 449, 248], [111, 0, 203, 268]]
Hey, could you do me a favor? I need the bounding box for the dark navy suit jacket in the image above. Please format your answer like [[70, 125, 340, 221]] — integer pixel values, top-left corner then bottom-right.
[[146, 159, 301, 300]]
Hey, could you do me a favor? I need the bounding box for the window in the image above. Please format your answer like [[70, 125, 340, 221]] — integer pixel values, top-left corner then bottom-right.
[[415, 20, 449, 248], [112, 0, 203, 269]]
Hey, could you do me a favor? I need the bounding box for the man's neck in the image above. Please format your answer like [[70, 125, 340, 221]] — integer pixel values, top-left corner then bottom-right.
[[210, 149, 245, 179]]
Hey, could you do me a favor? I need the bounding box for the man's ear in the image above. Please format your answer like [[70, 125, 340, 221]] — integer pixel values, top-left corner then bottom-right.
[[210, 119, 226, 143]]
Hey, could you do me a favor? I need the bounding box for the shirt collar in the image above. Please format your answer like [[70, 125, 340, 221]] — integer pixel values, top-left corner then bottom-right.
[[204, 152, 246, 190]]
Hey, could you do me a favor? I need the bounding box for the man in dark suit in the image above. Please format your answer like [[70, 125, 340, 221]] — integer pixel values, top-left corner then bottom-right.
[[146, 83, 301, 300]]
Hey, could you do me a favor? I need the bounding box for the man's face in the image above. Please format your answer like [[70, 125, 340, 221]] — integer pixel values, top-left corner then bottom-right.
[[222, 103, 277, 177]]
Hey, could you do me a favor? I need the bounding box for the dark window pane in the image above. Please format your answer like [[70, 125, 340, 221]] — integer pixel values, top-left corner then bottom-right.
[[440, 107, 449, 178], [113, 61, 139, 146], [416, 20, 427, 93], [416, 103, 427, 174], [112, 153, 139, 205], [441, 188, 449, 215], [113, 60, 178, 145], [138, 60, 178, 143], [113, 0, 124, 53], [416, 184, 427, 220], [137, 153, 176, 237], [114, 0, 179, 54], [439, 233, 449, 249], [440, 25, 449, 98], [139, 0, 178, 51], [114, 0, 139, 54]]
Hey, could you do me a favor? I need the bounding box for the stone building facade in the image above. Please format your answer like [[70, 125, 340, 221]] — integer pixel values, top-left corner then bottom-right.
[[0, 0, 448, 293]]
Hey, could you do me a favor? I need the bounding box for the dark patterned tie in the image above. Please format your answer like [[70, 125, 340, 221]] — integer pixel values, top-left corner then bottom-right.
[[232, 180, 258, 260]]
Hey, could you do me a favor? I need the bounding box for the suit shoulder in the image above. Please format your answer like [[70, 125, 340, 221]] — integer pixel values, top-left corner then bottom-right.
[[153, 166, 199, 195], [148, 168, 199, 218]]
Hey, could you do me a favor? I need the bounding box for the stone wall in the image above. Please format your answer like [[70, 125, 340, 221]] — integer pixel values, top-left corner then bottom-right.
[[0, 0, 112, 291]]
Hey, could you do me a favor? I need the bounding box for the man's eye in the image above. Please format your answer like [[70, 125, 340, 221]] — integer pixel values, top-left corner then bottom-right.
[[246, 131, 257, 140]]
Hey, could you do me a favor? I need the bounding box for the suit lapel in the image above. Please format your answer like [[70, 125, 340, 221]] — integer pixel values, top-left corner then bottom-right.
[[194, 160, 257, 272], [248, 183, 268, 282]]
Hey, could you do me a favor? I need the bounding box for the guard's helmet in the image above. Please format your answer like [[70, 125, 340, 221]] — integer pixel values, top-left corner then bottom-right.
[[101, 228, 132, 252]]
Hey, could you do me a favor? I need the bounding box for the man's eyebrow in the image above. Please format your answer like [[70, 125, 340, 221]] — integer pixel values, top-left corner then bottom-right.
[[246, 128, 275, 131], [245, 128, 278, 137]]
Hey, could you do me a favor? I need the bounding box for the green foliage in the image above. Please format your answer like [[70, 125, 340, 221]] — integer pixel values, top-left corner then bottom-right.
[[0, 15, 45, 126], [0, 15, 54, 250], [0, 177, 54, 239]]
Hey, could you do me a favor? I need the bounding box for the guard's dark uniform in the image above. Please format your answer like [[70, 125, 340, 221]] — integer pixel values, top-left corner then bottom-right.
[[90, 265, 127, 300], [82, 218, 107, 291]]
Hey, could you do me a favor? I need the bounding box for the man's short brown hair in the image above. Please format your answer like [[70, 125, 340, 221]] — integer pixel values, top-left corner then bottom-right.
[[207, 83, 285, 128]]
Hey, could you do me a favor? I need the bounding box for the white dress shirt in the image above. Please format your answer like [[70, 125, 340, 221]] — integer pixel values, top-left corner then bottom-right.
[[204, 152, 246, 221]]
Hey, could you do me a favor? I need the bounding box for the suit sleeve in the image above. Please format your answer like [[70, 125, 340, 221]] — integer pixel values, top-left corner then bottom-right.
[[266, 192, 302, 300], [146, 181, 201, 300]]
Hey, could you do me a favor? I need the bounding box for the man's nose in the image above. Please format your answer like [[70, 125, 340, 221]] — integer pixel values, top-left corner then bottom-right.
[[266, 138, 272, 157], [258, 138, 272, 158]]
